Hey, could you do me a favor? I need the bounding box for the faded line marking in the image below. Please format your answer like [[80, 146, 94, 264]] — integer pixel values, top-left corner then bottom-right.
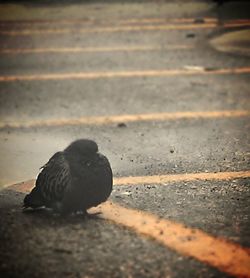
[[0, 17, 218, 26], [7, 180, 35, 192], [0, 23, 219, 36], [224, 22, 250, 28], [1, 17, 249, 26], [0, 45, 192, 54], [7, 171, 250, 192], [0, 67, 250, 82], [113, 170, 250, 185], [1, 22, 250, 36], [7, 176, 250, 278], [121, 17, 218, 24], [90, 201, 250, 278], [1, 110, 249, 129]]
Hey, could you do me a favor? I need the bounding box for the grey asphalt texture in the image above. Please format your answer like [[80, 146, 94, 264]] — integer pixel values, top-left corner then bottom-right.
[[0, 1, 250, 277]]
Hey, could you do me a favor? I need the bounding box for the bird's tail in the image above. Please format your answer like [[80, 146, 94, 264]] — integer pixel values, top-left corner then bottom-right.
[[23, 187, 44, 208]]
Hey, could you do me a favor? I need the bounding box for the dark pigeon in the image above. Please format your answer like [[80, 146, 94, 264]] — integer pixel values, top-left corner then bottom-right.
[[23, 139, 113, 215]]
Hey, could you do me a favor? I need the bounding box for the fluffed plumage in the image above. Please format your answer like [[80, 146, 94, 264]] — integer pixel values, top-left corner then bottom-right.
[[23, 139, 113, 214]]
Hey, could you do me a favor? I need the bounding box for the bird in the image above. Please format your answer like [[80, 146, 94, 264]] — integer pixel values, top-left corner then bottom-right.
[[23, 139, 113, 215]]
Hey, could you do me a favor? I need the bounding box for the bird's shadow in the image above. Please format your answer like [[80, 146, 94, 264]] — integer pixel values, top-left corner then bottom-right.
[[22, 207, 102, 222], [1, 189, 103, 228]]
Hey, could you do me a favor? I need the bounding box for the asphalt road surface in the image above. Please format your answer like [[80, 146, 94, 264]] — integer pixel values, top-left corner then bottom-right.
[[0, 1, 250, 277]]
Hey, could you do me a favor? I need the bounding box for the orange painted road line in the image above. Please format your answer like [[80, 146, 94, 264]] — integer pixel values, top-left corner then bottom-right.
[[121, 17, 218, 24], [224, 22, 250, 28], [1, 110, 249, 129], [1, 21, 250, 36], [8, 179, 35, 193], [7, 170, 249, 202], [122, 18, 250, 25], [0, 23, 219, 36], [7, 176, 250, 277], [0, 18, 249, 27], [113, 170, 250, 185], [7, 170, 250, 193], [0, 17, 218, 26], [0, 45, 192, 54], [0, 19, 94, 26], [90, 201, 250, 278], [0, 67, 250, 82]]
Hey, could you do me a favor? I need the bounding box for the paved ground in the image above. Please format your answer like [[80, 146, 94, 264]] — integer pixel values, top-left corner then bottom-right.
[[0, 1, 250, 277]]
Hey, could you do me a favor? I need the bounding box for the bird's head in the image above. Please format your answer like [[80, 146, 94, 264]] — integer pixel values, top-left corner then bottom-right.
[[64, 139, 98, 156]]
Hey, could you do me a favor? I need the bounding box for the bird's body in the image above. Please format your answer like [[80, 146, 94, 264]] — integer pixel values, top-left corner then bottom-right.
[[23, 139, 113, 215]]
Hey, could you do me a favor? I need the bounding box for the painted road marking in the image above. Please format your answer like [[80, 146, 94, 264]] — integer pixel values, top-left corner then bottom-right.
[[7, 173, 250, 278], [121, 17, 218, 24], [114, 170, 250, 185], [1, 20, 250, 36], [0, 45, 193, 54], [1, 110, 249, 129], [0, 67, 250, 82], [122, 18, 250, 25], [90, 201, 250, 278], [1, 18, 249, 26], [0, 23, 218, 35], [0, 17, 218, 26], [7, 170, 250, 192]]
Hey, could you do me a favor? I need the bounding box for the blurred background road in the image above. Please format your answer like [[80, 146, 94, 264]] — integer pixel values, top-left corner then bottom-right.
[[0, 1, 249, 277]]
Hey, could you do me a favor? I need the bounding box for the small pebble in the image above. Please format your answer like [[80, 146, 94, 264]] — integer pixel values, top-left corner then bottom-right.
[[117, 122, 127, 128], [186, 33, 195, 38], [194, 18, 205, 24]]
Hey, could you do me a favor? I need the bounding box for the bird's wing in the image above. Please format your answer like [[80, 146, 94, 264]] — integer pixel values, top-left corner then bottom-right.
[[36, 152, 71, 203]]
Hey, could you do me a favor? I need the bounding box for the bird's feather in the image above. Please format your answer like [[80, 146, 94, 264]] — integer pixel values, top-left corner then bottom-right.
[[36, 152, 71, 203]]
